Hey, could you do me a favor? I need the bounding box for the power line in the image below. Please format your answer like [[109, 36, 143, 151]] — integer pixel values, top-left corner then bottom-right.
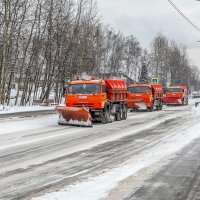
[[168, 0, 200, 32]]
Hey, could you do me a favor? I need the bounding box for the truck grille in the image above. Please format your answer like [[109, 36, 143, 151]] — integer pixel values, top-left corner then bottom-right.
[[73, 103, 94, 108]]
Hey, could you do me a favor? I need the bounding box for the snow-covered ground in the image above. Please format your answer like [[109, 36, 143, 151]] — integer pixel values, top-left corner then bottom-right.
[[1, 99, 200, 200], [32, 104, 200, 200], [0, 105, 55, 114], [0, 114, 58, 136], [191, 104, 200, 116]]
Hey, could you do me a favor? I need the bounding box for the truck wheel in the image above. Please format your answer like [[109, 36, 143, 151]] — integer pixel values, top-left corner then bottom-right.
[[186, 98, 189, 105], [106, 108, 112, 123], [119, 105, 123, 120], [160, 101, 163, 110], [148, 100, 154, 112], [122, 105, 127, 120], [101, 115, 106, 124], [102, 108, 110, 124], [102, 113, 108, 124], [114, 112, 120, 121], [184, 97, 188, 105], [182, 98, 185, 105], [157, 100, 163, 110], [115, 105, 123, 121]]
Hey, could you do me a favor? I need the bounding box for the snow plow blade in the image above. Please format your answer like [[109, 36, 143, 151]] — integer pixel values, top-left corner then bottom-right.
[[56, 106, 92, 127]]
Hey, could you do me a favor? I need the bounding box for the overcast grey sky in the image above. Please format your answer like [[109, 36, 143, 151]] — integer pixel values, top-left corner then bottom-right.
[[97, 0, 200, 67]]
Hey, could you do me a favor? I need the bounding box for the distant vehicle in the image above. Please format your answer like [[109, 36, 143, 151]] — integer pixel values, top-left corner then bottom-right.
[[127, 84, 163, 111], [163, 86, 188, 105], [56, 78, 128, 127]]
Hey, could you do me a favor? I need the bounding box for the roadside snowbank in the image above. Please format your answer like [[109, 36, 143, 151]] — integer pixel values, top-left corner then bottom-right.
[[0, 115, 58, 136], [0, 105, 55, 114], [191, 104, 200, 116]]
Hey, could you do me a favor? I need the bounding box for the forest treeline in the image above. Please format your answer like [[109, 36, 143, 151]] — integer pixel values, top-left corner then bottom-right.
[[0, 0, 199, 105]]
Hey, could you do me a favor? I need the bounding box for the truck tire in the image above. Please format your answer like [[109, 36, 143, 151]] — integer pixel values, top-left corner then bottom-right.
[[102, 107, 111, 124], [101, 114, 107, 124], [122, 104, 127, 120], [183, 97, 188, 105], [148, 100, 154, 112], [185, 97, 189, 105], [115, 112, 120, 121], [160, 100, 163, 110], [115, 105, 123, 121], [182, 98, 185, 105], [119, 105, 123, 120], [157, 100, 163, 110]]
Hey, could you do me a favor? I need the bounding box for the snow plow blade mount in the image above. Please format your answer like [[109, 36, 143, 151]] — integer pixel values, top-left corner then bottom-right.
[[56, 106, 92, 127]]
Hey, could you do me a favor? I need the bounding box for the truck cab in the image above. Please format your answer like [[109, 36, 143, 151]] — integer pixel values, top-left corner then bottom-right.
[[128, 84, 163, 111], [66, 80, 107, 110], [163, 86, 188, 105]]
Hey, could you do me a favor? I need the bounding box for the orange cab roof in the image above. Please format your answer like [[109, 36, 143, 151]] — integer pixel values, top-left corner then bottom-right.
[[70, 79, 105, 85]]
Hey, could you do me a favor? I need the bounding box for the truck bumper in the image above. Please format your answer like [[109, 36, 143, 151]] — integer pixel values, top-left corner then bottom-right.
[[163, 97, 182, 105], [128, 100, 149, 110]]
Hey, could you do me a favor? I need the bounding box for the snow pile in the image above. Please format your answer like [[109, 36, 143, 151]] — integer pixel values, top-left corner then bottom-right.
[[58, 114, 92, 127], [0, 105, 12, 112]]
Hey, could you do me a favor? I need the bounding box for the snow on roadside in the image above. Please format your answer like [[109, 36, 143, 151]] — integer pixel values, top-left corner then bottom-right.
[[0, 105, 55, 114], [33, 118, 200, 200], [0, 115, 58, 135], [191, 104, 200, 116]]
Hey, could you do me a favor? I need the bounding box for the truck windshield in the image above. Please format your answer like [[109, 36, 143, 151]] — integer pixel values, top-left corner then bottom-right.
[[167, 88, 182, 93], [128, 86, 150, 94], [69, 84, 100, 94]]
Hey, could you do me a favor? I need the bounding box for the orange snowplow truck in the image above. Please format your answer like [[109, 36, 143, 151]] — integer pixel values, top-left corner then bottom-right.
[[56, 79, 128, 127], [163, 86, 188, 105], [127, 84, 163, 111]]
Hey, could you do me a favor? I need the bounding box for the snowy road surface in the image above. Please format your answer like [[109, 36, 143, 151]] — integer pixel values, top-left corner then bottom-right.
[[0, 103, 200, 200]]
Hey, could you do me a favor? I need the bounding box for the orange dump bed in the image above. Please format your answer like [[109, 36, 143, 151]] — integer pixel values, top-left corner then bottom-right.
[[151, 84, 163, 98], [105, 79, 127, 102]]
